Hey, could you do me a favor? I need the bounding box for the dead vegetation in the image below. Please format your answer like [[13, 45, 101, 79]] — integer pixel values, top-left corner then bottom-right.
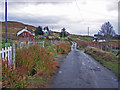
[[85, 47, 115, 61]]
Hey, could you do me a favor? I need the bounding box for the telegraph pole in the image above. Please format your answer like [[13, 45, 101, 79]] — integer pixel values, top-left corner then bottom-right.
[[5, 0, 7, 43], [88, 27, 89, 46]]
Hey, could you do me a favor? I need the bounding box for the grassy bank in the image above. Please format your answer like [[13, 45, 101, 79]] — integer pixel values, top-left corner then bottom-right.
[[85, 47, 119, 77], [2, 41, 71, 88]]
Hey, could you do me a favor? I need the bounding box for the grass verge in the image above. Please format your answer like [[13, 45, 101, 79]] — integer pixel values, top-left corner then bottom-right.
[[85, 47, 120, 78]]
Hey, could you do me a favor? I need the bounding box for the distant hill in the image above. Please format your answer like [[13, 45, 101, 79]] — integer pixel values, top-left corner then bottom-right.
[[1, 21, 37, 40]]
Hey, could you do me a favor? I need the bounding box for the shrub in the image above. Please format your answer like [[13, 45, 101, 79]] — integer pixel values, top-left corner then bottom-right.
[[55, 43, 71, 54]]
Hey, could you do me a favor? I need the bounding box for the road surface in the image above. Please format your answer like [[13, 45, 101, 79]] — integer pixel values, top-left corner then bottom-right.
[[51, 41, 118, 88]]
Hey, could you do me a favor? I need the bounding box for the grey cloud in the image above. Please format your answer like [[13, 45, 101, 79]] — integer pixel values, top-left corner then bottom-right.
[[8, 13, 69, 24], [107, 2, 118, 12], [7, 0, 74, 3], [7, 14, 67, 30], [107, 5, 117, 11], [81, 1, 87, 5], [7, 1, 72, 7]]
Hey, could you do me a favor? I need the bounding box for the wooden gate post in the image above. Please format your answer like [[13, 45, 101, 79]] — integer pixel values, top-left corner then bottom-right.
[[12, 43, 15, 69]]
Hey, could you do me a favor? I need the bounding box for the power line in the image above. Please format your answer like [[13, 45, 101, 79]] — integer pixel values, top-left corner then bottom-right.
[[74, 0, 85, 24]]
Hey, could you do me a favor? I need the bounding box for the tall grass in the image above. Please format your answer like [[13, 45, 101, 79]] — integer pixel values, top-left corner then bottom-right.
[[2, 42, 71, 88], [44, 43, 58, 56], [2, 59, 27, 88], [16, 45, 58, 75]]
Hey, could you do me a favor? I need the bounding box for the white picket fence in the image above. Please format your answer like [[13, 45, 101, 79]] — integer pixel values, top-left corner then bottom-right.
[[0, 46, 12, 64], [0, 45, 15, 68]]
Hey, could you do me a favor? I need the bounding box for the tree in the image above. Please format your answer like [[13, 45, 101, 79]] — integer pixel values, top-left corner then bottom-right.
[[35, 26, 44, 36], [60, 28, 67, 38], [44, 26, 51, 35], [98, 21, 116, 50]]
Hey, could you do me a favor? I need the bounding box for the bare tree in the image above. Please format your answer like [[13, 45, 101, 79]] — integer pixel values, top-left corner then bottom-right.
[[98, 21, 116, 50]]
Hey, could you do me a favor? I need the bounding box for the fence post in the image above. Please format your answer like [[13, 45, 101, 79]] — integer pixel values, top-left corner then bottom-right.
[[27, 41, 29, 48], [10, 46, 12, 65], [101, 43, 102, 50], [43, 41, 44, 48], [20, 42, 21, 48], [110, 44, 112, 52], [7, 47, 10, 64], [5, 47, 7, 61], [1, 48, 4, 61], [12, 43, 15, 69]]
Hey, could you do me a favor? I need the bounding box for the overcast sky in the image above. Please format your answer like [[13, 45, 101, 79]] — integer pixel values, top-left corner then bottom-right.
[[0, 0, 119, 36]]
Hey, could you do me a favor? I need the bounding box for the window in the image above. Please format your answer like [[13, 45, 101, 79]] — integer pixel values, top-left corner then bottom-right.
[[22, 33, 24, 36]]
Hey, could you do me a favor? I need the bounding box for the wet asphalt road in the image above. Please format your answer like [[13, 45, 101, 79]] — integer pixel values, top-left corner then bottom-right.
[[51, 41, 118, 88]]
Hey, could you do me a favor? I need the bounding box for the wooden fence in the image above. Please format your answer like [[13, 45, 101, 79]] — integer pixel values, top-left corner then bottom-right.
[[15, 41, 45, 49], [28, 41, 44, 48], [89, 42, 119, 51]]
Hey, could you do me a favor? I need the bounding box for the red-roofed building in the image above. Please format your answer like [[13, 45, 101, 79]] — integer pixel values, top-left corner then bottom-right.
[[17, 27, 35, 41]]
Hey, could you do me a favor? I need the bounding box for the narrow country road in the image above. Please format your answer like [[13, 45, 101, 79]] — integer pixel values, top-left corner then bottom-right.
[[51, 41, 118, 88]]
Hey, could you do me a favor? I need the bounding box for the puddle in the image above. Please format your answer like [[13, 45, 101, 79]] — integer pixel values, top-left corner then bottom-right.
[[89, 67, 101, 71], [59, 71, 62, 74]]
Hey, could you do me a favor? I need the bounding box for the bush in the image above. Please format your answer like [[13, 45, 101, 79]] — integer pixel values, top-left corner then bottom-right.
[[55, 43, 71, 54]]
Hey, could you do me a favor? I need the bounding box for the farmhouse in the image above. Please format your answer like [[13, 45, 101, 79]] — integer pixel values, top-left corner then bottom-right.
[[93, 34, 106, 42], [17, 27, 35, 41]]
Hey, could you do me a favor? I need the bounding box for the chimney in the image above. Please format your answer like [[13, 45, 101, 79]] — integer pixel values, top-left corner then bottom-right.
[[25, 27, 27, 29]]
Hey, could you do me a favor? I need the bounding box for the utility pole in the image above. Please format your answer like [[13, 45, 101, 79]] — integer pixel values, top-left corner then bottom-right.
[[5, 0, 7, 43], [88, 27, 89, 46]]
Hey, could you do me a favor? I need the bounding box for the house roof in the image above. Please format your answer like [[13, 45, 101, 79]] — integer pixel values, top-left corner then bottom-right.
[[17, 28, 35, 36]]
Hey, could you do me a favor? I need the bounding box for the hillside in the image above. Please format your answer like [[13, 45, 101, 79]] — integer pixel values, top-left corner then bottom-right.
[[1, 21, 37, 40]]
